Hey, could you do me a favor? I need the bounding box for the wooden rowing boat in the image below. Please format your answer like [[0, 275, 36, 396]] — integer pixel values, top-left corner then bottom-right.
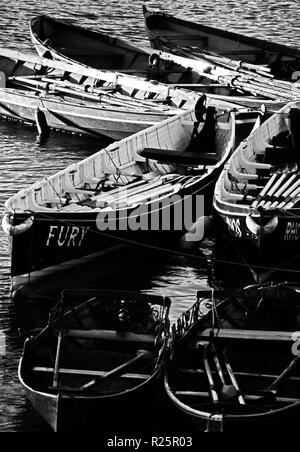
[[143, 7, 300, 102], [143, 6, 300, 82], [0, 48, 221, 140], [29, 14, 209, 88], [19, 289, 171, 432], [165, 283, 300, 432], [30, 14, 161, 72], [28, 15, 292, 109], [213, 100, 300, 265], [4, 100, 254, 293]]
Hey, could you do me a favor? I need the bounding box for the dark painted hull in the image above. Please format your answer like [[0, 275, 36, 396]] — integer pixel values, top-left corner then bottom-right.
[[22, 368, 162, 432], [165, 287, 300, 432], [30, 15, 154, 71], [9, 173, 219, 291], [143, 8, 300, 81], [0, 89, 173, 140], [19, 291, 171, 432], [213, 203, 300, 272], [165, 369, 300, 432], [29, 15, 217, 89]]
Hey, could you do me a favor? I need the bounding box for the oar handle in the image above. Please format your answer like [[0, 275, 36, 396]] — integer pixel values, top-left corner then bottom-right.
[[198, 342, 219, 403], [80, 349, 153, 391], [223, 350, 245, 405], [268, 355, 300, 391]]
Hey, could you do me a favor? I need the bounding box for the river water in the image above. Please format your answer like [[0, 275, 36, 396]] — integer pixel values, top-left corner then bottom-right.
[[0, 0, 298, 433]]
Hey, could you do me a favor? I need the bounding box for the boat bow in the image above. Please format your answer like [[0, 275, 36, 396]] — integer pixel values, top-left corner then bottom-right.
[[246, 214, 279, 237], [2, 213, 34, 236]]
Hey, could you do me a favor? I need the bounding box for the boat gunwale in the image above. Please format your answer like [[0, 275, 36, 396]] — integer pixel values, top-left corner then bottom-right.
[[143, 7, 300, 57], [19, 291, 171, 401]]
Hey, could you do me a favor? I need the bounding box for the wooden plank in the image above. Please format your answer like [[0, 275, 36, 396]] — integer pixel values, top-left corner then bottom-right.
[[175, 391, 207, 397], [141, 148, 219, 165], [216, 49, 265, 56], [32, 366, 150, 380], [169, 83, 229, 88], [0, 48, 200, 103], [200, 329, 296, 341], [178, 367, 300, 383], [66, 328, 155, 343], [0, 48, 246, 110], [53, 331, 63, 388], [174, 390, 299, 404], [157, 34, 208, 41]]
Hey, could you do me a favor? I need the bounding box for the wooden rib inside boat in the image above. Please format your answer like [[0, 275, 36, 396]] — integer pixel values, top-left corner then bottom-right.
[[0, 47, 221, 140], [4, 100, 252, 291], [29, 15, 298, 106], [29, 14, 223, 89], [213, 100, 300, 260], [30, 15, 154, 71], [5, 102, 236, 216], [165, 283, 300, 432], [18, 290, 171, 432]]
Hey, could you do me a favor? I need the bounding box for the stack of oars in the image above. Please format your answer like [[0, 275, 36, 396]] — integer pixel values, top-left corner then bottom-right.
[[251, 164, 300, 210], [161, 41, 300, 101], [9, 75, 175, 112]]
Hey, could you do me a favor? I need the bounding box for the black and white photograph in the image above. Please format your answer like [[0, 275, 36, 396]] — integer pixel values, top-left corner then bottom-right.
[[0, 0, 300, 439]]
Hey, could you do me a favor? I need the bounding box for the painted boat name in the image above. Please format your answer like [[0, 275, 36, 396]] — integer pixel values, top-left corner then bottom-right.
[[284, 222, 300, 241], [226, 217, 242, 238], [46, 225, 89, 247]]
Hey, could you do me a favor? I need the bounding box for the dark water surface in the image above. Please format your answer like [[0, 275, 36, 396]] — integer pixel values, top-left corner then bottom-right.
[[0, 0, 299, 432]]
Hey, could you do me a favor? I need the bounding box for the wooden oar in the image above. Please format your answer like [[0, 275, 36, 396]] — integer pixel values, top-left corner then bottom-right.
[[168, 42, 298, 101], [9, 76, 170, 112], [264, 172, 299, 209], [223, 350, 245, 405], [79, 349, 154, 391], [53, 331, 63, 388], [269, 355, 300, 392], [258, 169, 297, 208], [198, 341, 219, 403], [278, 182, 300, 209], [94, 178, 165, 208], [259, 355, 300, 402], [285, 192, 300, 210], [274, 176, 300, 209], [252, 165, 294, 209], [210, 343, 237, 402]]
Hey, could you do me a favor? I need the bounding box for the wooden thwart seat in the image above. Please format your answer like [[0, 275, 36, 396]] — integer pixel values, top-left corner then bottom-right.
[[65, 328, 155, 344], [161, 34, 208, 42], [200, 329, 296, 342], [175, 391, 207, 397], [174, 389, 298, 404], [217, 49, 265, 56], [31, 366, 149, 380], [141, 148, 219, 165]]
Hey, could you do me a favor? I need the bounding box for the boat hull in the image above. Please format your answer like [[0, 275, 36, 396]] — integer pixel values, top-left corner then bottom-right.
[[19, 291, 171, 432], [214, 201, 300, 265], [23, 369, 162, 432], [165, 373, 300, 432], [24, 386, 59, 432], [165, 287, 300, 432], [0, 89, 173, 140], [56, 373, 161, 432], [8, 174, 218, 291], [143, 8, 300, 81]]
